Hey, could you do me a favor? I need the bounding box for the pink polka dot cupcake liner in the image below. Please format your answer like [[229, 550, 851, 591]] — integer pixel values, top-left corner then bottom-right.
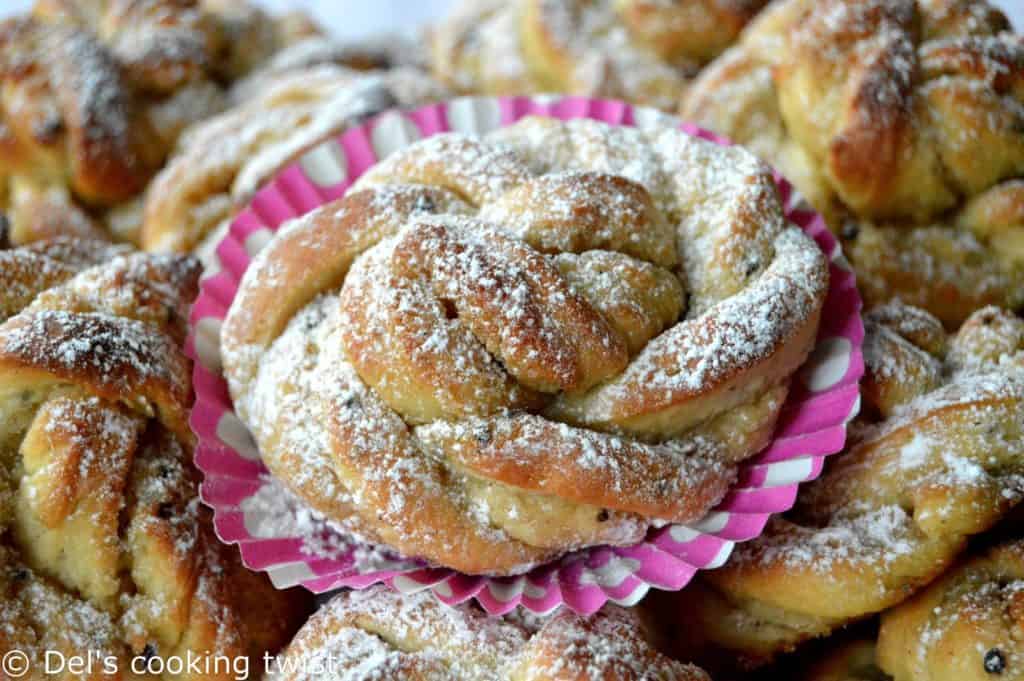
[[186, 95, 865, 616]]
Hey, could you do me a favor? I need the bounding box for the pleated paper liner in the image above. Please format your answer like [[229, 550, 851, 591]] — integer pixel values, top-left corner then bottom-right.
[[187, 95, 865, 616]]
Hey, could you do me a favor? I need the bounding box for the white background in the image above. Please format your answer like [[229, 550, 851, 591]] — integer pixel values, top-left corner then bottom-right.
[[1, 0, 1020, 38]]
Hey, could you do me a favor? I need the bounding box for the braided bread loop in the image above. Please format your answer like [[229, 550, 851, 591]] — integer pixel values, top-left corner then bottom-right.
[[268, 585, 709, 681], [0, 240, 309, 679], [432, 0, 767, 110], [878, 538, 1024, 681], [222, 117, 829, 574], [0, 16, 159, 207], [776, 0, 1024, 222], [681, 0, 1024, 327], [0, 243, 224, 673], [667, 302, 1024, 668]]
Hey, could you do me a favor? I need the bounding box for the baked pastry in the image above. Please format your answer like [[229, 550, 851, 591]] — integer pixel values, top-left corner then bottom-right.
[[757, 536, 1024, 681], [220, 116, 829, 575], [0, 239, 310, 679], [0, 1, 323, 246], [32, 0, 319, 99], [28, 0, 230, 173], [142, 65, 449, 257], [1, 178, 113, 245], [660, 301, 1024, 669], [680, 0, 1024, 326], [266, 585, 709, 680], [0, 15, 162, 235], [42, 1, 231, 164], [431, 0, 769, 111], [877, 537, 1024, 681], [33, 0, 221, 94]]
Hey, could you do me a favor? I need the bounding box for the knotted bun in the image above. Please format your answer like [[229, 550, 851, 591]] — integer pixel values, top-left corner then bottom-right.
[[221, 116, 829, 574], [0, 16, 160, 208], [0, 239, 309, 679], [267, 586, 709, 681], [431, 0, 767, 110], [681, 0, 1024, 326], [663, 301, 1024, 669]]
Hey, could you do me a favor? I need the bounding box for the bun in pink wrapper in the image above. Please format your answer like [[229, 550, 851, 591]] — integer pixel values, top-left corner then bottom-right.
[[187, 95, 864, 615]]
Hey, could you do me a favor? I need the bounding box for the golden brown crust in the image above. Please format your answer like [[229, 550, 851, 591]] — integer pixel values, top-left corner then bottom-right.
[[221, 117, 828, 574], [141, 65, 448, 255], [843, 218, 1023, 329], [681, 0, 1024, 326], [616, 0, 767, 62], [0, 240, 311, 680], [268, 586, 710, 681], [0, 16, 159, 206], [3, 179, 109, 244], [660, 303, 1024, 669], [431, 0, 766, 110], [877, 538, 1024, 681]]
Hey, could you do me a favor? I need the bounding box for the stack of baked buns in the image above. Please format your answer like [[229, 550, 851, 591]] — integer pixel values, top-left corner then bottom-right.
[[0, 0, 1020, 679]]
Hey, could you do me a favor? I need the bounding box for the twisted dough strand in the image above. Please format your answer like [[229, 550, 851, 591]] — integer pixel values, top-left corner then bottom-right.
[[878, 538, 1024, 681], [268, 585, 709, 681]]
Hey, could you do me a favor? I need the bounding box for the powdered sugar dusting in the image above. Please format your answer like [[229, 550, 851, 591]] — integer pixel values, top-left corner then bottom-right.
[[0, 311, 186, 397], [0, 245, 256, 671], [723, 304, 1024, 606], [430, 0, 709, 110], [737, 505, 918, 578], [242, 476, 418, 571]]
